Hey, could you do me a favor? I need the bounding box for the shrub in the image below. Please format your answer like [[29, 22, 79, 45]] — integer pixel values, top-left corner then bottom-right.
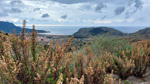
[[132, 41, 149, 77], [112, 42, 149, 79], [0, 20, 114, 84], [84, 51, 107, 84], [0, 20, 74, 83], [112, 52, 135, 80], [90, 36, 130, 55], [138, 40, 150, 66]]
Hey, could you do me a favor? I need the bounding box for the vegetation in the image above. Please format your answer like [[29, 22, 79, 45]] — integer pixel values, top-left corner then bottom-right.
[[132, 27, 150, 35], [89, 36, 131, 55], [0, 21, 48, 33], [87, 36, 150, 79], [73, 27, 125, 38], [0, 20, 150, 84]]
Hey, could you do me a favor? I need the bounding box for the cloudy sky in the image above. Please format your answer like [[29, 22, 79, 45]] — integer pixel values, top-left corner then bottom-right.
[[0, 0, 150, 26]]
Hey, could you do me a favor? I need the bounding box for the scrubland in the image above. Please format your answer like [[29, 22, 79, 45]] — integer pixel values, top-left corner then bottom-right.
[[0, 20, 150, 84]]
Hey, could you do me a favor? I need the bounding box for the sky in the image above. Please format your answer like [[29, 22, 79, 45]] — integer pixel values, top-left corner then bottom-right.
[[0, 0, 150, 26]]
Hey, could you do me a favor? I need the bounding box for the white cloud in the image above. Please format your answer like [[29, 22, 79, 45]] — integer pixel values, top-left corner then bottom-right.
[[0, 18, 20, 23], [127, 19, 135, 22], [0, 0, 149, 26], [94, 20, 112, 24]]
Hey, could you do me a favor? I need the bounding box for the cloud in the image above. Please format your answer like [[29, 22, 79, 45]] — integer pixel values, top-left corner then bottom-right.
[[50, 0, 93, 4], [0, 1, 5, 4], [0, 12, 8, 17], [128, 0, 143, 11], [125, 12, 130, 18], [61, 15, 67, 19], [34, 8, 40, 11], [95, 3, 106, 13], [94, 20, 112, 24], [0, 0, 149, 26], [134, 0, 143, 10], [80, 4, 92, 10], [101, 16, 107, 20], [10, 0, 24, 6], [125, 0, 143, 18], [41, 13, 50, 18], [134, 17, 146, 22], [114, 6, 125, 15], [8, 8, 22, 13]]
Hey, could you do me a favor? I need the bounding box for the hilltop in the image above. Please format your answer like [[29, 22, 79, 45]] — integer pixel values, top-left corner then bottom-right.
[[0, 21, 48, 33], [129, 28, 150, 39], [73, 27, 150, 39], [132, 28, 150, 35], [73, 27, 126, 38]]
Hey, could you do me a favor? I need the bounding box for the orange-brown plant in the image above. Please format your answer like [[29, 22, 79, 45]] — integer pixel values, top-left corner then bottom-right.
[[0, 20, 75, 84], [132, 41, 149, 77], [0, 20, 116, 84]]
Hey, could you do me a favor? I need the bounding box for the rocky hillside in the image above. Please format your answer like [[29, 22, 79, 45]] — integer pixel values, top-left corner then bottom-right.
[[132, 28, 150, 35], [128, 28, 150, 39], [73, 27, 125, 38], [0, 21, 48, 33]]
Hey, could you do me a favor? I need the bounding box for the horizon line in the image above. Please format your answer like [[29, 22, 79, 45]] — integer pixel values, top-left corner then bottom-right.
[[15, 24, 150, 27]]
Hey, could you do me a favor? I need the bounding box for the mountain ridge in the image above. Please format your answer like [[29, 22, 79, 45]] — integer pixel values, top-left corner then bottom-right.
[[0, 21, 49, 34], [1, 21, 150, 38], [73, 27, 126, 38], [132, 27, 150, 35], [73, 27, 150, 38]]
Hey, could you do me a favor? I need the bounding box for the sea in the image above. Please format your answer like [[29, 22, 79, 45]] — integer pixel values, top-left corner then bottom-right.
[[26, 26, 150, 35]]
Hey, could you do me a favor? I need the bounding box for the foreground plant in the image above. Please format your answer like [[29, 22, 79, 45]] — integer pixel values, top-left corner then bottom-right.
[[132, 41, 149, 77], [0, 20, 73, 84], [104, 41, 150, 79], [0, 20, 114, 84]]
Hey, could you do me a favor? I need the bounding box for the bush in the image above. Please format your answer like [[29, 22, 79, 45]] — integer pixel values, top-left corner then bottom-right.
[[139, 40, 150, 66], [0, 20, 74, 83], [112, 52, 135, 80], [90, 36, 130, 56], [0, 20, 114, 84], [111, 42, 149, 79], [1, 20, 149, 83], [132, 41, 149, 77]]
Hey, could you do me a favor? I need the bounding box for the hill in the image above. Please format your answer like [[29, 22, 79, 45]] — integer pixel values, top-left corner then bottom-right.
[[129, 28, 150, 39], [73, 27, 125, 38], [132, 28, 150, 35], [0, 21, 48, 33]]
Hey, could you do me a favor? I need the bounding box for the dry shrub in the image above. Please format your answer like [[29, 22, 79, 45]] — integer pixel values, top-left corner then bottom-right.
[[117, 42, 149, 78], [112, 51, 135, 80], [102, 50, 134, 80], [84, 47, 109, 84], [73, 46, 111, 84], [1, 20, 149, 83], [75, 53, 84, 78], [138, 40, 150, 66], [103, 70, 115, 84], [104, 41, 150, 79], [101, 52, 114, 73], [0, 20, 74, 84], [84, 61, 106, 84], [66, 75, 84, 84], [132, 41, 149, 77], [0, 20, 114, 84]]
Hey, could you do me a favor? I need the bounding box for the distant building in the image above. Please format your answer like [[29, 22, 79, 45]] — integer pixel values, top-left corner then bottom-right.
[[37, 36, 50, 42]]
